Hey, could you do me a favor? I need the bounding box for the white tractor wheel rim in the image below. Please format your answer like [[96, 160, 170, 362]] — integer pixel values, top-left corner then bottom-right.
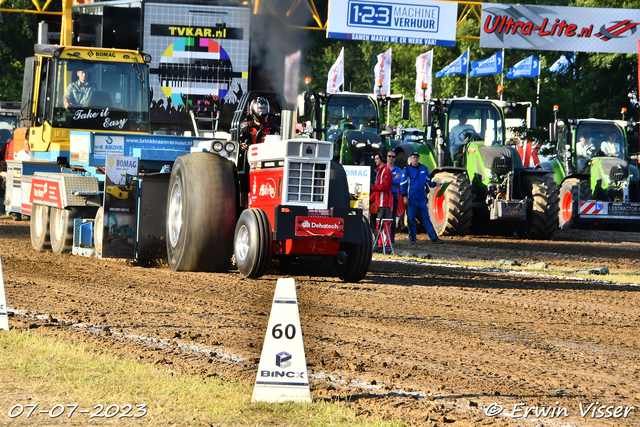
[[35, 206, 44, 236], [235, 224, 250, 262], [53, 209, 63, 240], [168, 178, 183, 248]]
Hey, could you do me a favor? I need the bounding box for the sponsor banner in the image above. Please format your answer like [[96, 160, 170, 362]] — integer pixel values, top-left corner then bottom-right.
[[102, 155, 139, 258], [506, 55, 540, 79], [415, 50, 433, 102], [470, 51, 503, 77], [30, 178, 62, 209], [327, 0, 457, 47], [294, 216, 344, 238], [344, 165, 371, 217], [374, 48, 392, 96], [327, 47, 344, 93], [480, 3, 640, 54], [435, 49, 469, 78]]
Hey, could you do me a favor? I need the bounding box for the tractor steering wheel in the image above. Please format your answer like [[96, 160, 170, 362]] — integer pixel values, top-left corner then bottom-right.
[[460, 129, 478, 143], [256, 123, 281, 143]]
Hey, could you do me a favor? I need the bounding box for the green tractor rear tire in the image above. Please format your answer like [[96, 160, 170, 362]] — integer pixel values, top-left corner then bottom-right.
[[523, 173, 560, 239]]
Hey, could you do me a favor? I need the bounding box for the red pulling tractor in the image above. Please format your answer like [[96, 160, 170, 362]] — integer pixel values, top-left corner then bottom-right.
[[166, 92, 373, 282]]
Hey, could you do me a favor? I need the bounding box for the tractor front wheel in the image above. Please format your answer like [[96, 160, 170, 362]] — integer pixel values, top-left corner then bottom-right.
[[30, 204, 51, 252], [558, 178, 590, 230], [166, 152, 237, 272], [234, 208, 272, 279], [428, 172, 473, 236], [333, 215, 373, 283]]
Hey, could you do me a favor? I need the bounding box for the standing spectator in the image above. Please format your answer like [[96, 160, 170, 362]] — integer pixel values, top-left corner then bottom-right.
[[386, 149, 403, 244], [370, 152, 393, 251], [401, 152, 443, 245]]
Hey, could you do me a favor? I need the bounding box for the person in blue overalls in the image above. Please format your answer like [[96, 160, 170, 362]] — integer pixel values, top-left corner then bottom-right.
[[400, 151, 444, 245]]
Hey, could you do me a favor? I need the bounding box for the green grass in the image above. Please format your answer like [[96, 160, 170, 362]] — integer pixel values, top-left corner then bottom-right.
[[0, 329, 404, 426]]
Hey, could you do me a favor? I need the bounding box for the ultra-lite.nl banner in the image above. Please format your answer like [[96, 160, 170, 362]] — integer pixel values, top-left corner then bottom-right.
[[480, 3, 640, 54]]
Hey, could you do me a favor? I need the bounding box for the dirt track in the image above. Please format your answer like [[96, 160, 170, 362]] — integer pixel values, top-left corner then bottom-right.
[[2, 219, 640, 426]]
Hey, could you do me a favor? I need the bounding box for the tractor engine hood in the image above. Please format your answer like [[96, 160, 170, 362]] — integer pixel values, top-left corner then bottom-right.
[[478, 146, 514, 179], [594, 158, 630, 185]]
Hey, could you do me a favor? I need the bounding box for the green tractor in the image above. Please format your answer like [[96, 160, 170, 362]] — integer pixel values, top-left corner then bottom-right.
[[300, 91, 409, 166], [422, 98, 559, 239], [540, 107, 640, 229]]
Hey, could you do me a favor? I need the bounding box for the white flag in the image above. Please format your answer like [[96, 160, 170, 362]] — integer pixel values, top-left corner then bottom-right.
[[415, 50, 433, 102], [284, 50, 301, 106], [374, 48, 392, 96], [327, 47, 344, 93]]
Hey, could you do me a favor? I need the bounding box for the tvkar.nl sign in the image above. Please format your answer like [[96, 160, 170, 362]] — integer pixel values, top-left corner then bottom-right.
[[481, 3, 640, 54]]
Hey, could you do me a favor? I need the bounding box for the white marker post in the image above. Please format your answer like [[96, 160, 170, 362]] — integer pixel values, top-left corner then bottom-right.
[[0, 256, 9, 330], [252, 278, 311, 403]]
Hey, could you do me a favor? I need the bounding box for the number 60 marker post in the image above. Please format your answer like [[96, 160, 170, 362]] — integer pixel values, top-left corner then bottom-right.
[[252, 278, 311, 403]]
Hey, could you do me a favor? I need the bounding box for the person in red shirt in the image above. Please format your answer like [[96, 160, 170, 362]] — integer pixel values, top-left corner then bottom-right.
[[239, 97, 279, 151], [370, 152, 393, 251]]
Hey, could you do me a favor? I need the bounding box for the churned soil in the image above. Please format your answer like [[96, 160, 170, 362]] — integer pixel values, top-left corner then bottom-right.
[[2, 218, 640, 426]]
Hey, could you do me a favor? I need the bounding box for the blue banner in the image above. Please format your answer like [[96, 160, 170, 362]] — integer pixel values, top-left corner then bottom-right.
[[506, 55, 540, 79], [470, 51, 503, 77], [435, 50, 469, 78]]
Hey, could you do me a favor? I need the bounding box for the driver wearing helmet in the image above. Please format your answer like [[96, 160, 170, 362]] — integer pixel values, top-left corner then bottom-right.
[[448, 110, 477, 158], [239, 97, 277, 150]]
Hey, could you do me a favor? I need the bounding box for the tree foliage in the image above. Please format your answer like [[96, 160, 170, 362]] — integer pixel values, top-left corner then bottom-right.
[[0, 0, 38, 101]]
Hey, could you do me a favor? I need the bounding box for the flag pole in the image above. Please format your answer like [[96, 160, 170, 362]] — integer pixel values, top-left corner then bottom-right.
[[500, 49, 504, 101], [465, 47, 469, 97]]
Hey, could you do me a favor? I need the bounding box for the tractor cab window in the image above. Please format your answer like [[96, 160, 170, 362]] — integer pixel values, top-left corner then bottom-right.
[[576, 123, 626, 161], [50, 59, 149, 132], [447, 102, 504, 148], [325, 96, 378, 142], [556, 125, 568, 163]]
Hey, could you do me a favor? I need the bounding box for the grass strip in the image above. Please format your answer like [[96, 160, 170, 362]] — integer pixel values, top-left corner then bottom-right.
[[0, 329, 404, 426]]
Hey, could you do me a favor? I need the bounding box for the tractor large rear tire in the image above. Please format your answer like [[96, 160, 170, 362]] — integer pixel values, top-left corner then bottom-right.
[[428, 172, 473, 236], [50, 207, 87, 255], [328, 161, 350, 209], [166, 152, 236, 272], [31, 204, 51, 252], [234, 208, 272, 279], [333, 215, 373, 283], [558, 178, 591, 230], [523, 173, 560, 239]]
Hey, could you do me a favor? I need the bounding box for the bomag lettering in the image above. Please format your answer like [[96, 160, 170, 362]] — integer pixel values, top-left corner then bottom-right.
[[96, 52, 116, 58], [168, 26, 227, 38], [116, 160, 137, 168]]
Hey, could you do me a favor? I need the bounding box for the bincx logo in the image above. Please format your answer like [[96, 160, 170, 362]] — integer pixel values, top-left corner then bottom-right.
[[276, 351, 292, 368], [106, 137, 113, 145], [595, 20, 639, 41]]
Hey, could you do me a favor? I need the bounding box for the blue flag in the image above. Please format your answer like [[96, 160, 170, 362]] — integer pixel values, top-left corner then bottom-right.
[[506, 55, 540, 79], [548, 53, 574, 75], [435, 50, 469, 78], [470, 51, 503, 77]]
